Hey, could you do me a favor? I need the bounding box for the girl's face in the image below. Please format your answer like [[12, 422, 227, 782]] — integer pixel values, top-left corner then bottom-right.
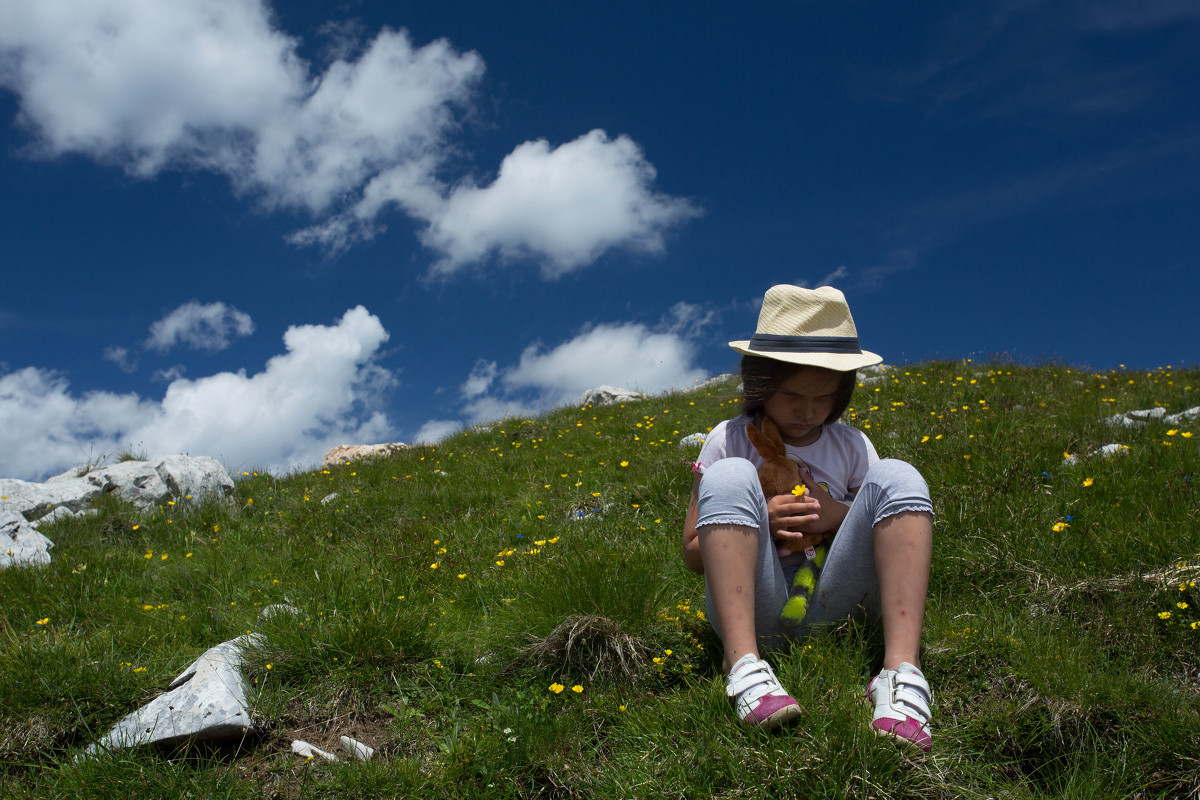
[[763, 367, 843, 447]]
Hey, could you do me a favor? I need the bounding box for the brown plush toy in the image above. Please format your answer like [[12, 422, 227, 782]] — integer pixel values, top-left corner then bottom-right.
[[745, 415, 831, 626]]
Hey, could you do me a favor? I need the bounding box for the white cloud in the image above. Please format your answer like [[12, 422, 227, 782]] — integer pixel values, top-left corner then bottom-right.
[[1, 3, 697, 273], [797, 266, 850, 289], [0, 0, 481, 212], [414, 130, 702, 277], [454, 303, 713, 425], [103, 345, 138, 373], [146, 301, 256, 352], [461, 360, 497, 399], [413, 419, 462, 445], [0, 306, 395, 480]]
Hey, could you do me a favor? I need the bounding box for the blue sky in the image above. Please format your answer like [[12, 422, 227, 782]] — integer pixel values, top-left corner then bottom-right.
[[2, 1, 1198, 480]]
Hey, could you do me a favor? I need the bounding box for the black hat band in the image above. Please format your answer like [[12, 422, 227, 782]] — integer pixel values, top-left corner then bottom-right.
[[747, 334, 863, 354]]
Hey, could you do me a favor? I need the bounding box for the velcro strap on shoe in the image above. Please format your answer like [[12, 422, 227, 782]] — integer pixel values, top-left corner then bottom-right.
[[892, 674, 932, 721], [727, 661, 777, 700]]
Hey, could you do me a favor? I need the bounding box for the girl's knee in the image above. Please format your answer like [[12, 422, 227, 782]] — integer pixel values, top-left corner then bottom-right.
[[701, 457, 758, 487], [862, 459, 933, 523]]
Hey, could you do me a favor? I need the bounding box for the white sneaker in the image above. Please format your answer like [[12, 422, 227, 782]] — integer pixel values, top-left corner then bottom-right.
[[725, 653, 801, 729], [866, 662, 933, 752]]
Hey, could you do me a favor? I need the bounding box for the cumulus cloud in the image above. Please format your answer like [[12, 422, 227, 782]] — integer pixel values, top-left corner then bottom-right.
[[460, 360, 498, 399], [0, 2, 697, 274], [451, 302, 713, 426], [103, 345, 138, 373], [146, 301, 256, 352], [411, 130, 701, 277], [413, 419, 462, 445], [0, 307, 395, 480]]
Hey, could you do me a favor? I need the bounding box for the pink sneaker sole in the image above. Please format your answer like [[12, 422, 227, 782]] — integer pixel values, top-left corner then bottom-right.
[[744, 694, 802, 729], [870, 715, 932, 752]]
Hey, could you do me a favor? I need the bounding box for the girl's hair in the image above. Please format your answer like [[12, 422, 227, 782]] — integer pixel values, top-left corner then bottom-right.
[[740, 355, 858, 425]]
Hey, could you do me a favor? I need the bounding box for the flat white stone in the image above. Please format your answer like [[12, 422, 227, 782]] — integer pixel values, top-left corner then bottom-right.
[[340, 735, 375, 760], [292, 739, 339, 761], [85, 634, 262, 755]]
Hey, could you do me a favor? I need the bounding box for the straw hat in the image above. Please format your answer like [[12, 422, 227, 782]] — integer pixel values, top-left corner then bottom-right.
[[729, 285, 882, 371]]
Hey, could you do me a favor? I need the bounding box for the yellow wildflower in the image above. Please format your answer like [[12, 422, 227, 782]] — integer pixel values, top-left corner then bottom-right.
[[549, 683, 565, 694]]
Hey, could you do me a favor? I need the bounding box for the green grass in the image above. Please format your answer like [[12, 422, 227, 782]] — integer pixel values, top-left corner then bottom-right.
[[2, 361, 1198, 799]]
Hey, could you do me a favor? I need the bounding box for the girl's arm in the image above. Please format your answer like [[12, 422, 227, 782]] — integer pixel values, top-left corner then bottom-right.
[[681, 474, 704, 574]]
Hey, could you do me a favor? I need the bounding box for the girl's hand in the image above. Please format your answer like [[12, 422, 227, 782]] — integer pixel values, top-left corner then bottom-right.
[[767, 492, 820, 537]]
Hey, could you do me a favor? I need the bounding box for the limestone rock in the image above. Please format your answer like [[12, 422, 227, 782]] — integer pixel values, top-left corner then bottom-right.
[[579, 386, 644, 407], [1107, 405, 1200, 428], [693, 374, 736, 391], [292, 739, 339, 761], [322, 443, 408, 468], [340, 735, 375, 761], [678, 433, 707, 448], [86, 634, 262, 755], [859, 364, 894, 386], [259, 603, 301, 620], [1, 511, 54, 569], [0, 456, 234, 521], [1063, 444, 1129, 466]]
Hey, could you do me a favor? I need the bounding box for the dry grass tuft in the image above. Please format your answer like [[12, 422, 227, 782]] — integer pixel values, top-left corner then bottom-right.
[[522, 614, 654, 682]]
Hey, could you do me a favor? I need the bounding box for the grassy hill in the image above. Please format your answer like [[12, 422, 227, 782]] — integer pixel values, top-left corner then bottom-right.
[[2, 361, 1198, 799]]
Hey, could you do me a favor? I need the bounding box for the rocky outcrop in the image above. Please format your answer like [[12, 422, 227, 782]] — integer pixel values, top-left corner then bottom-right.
[[1, 510, 54, 569], [1, 455, 234, 523], [1106, 405, 1200, 428], [322, 443, 408, 468], [579, 386, 644, 406]]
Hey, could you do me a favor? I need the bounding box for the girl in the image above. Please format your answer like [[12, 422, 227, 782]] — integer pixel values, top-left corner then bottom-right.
[[681, 285, 935, 751]]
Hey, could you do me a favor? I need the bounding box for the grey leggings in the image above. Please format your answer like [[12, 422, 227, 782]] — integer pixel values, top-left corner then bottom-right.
[[696, 457, 933, 652]]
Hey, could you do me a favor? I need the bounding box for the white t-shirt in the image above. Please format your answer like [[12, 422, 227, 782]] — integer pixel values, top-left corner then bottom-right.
[[695, 414, 879, 505]]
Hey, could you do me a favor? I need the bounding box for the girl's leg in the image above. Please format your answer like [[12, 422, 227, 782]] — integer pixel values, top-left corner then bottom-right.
[[797, 458, 934, 655], [798, 458, 935, 750], [875, 510, 932, 670], [697, 520, 760, 673], [696, 458, 791, 668], [696, 459, 800, 728]]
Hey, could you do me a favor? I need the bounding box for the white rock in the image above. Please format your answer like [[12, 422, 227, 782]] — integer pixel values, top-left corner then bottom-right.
[[1063, 443, 1129, 466], [692, 373, 736, 391], [320, 493, 340, 505], [1093, 443, 1131, 459], [678, 433, 707, 448], [85, 634, 262, 755], [859, 364, 894, 385], [0, 511, 54, 569], [322, 443, 408, 468], [292, 739, 339, 761], [1, 456, 234, 520], [340, 735, 375, 761], [1166, 406, 1200, 424], [579, 386, 644, 406], [259, 604, 301, 620]]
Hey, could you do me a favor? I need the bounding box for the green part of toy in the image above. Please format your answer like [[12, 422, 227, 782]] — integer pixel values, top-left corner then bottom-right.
[[812, 545, 828, 569], [780, 594, 809, 623], [792, 565, 816, 593]]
